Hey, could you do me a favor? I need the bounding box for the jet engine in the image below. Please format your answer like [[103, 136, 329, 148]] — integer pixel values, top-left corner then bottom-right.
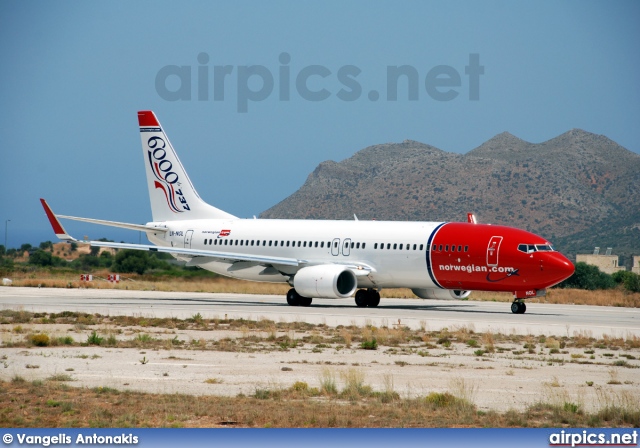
[[293, 265, 358, 299], [411, 288, 472, 300]]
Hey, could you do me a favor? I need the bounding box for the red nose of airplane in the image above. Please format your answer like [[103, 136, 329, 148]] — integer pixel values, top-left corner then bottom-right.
[[545, 252, 575, 286]]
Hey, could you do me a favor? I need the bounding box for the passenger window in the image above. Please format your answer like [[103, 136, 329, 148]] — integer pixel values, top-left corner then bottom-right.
[[204, 239, 208, 245], [269, 241, 272, 247], [321, 242, 324, 248], [351, 242, 354, 249], [399, 244, 403, 250], [439, 245, 442, 251], [374, 243, 378, 249], [464, 245, 468, 252], [362, 243, 366, 249], [419, 244, 424, 250], [452, 245, 456, 252], [356, 242, 360, 249], [315, 242, 318, 248], [445, 245, 449, 251], [303, 241, 307, 247], [387, 243, 391, 250]]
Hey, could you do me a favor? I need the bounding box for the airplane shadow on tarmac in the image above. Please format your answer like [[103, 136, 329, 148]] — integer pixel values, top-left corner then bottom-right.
[[136, 296, 558, 316]]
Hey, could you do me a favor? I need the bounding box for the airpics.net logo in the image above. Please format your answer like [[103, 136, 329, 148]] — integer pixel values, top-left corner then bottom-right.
[[155, 52, 484, 112]]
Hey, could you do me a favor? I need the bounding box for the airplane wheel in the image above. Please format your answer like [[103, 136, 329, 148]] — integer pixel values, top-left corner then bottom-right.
[[286, 288, 300, 306], [298, 296, 313, 307], [367, 290, 380, 307], [355, 289, 368, 307], [511, 301, 526, 314]]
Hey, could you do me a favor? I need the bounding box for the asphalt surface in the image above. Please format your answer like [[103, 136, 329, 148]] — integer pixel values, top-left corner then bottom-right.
[[2, 286, 638, 338]]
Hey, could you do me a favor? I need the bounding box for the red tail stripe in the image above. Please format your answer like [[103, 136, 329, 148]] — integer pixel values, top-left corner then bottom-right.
[[138, 110, 159, 127]]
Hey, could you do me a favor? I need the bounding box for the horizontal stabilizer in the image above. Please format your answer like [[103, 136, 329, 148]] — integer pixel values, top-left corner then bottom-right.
[[40, 199, 167, 238], [40, 199, 76, 241], [56, 214, 167, 233]]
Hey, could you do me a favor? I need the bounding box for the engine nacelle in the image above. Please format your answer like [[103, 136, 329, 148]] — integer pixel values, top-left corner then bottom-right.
[[293, 265, 358, 299], [411, 288, 472, 300]]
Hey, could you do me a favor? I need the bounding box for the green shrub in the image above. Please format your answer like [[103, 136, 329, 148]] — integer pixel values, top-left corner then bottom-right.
[[360, 338, 378, 350], [30, 333, 50, 347], [558, 262, 615, 290], [87, 331, 104, 345]]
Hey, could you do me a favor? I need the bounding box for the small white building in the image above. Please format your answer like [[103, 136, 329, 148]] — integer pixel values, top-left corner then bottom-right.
[[576, 248, 626, 275]]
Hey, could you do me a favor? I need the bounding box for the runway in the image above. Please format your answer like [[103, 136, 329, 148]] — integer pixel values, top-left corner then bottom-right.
[[2, 286, 638, 338]]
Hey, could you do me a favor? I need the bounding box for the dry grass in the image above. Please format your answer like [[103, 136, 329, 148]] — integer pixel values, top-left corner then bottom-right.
[[1, 378, 637, 428]]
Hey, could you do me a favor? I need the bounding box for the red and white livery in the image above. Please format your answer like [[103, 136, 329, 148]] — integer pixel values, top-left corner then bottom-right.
[[41, 111, 574, 313]]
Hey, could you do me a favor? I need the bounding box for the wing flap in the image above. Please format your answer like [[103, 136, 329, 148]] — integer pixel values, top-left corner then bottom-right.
[[88, 240, 301, 267]]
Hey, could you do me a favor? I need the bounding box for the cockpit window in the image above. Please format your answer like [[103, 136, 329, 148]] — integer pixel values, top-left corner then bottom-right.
[[518, 244, 538, 254], [518, 243, 555, 253]]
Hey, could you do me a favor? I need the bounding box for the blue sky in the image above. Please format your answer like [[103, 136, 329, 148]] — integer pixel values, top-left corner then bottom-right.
[[1, 1, 638, 247]]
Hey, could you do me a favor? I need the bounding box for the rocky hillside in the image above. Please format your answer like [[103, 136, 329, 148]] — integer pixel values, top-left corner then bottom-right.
[[260, 130, 640, 264]]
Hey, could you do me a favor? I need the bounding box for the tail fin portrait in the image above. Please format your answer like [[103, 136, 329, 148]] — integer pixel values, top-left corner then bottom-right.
[[138, 111, 236, 222]]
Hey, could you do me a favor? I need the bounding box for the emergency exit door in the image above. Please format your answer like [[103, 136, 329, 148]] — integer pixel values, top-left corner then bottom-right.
[[486, 236, 503, 267]]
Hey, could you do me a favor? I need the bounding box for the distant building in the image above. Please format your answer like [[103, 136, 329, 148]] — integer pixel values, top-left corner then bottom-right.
[[576, 247, 626, 275], [633, 256, 640, 275]]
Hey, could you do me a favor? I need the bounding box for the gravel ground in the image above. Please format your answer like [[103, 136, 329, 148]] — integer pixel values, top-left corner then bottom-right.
[[2, 323, 639, 413]]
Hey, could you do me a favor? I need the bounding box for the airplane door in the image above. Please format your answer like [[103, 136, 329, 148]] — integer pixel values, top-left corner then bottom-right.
[[331, 238, 340, 256], [486, 236, 503, 267], [184, 230, 194, 249], [342, 238, 351, 256]]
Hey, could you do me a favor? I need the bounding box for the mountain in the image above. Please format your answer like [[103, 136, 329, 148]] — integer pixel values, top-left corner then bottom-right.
[[260, 130, 640, 265]]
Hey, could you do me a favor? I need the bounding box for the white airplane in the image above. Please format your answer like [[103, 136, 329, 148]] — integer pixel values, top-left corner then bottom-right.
[[42, 111, 574, 313]]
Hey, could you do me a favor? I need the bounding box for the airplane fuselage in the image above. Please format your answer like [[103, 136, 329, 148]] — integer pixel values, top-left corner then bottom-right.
[[146, 218, 572, 296]]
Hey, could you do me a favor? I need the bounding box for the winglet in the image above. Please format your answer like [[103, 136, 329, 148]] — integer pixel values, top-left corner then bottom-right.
[[40, 199, 77, 241], [467, 213, 477, 224]]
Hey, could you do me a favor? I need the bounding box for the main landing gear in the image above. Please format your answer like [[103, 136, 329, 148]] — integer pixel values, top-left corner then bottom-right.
[[355, 289, 381, 308], [286, 288, 312, 307], [511, 300, 526, 314]]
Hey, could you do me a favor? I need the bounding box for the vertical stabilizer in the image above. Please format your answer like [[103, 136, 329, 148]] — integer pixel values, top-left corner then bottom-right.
[[138, 111, 237, 221]]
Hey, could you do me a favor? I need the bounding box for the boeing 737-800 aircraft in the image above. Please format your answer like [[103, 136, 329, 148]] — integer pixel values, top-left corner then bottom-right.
[[41, 111, 574, 314]]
